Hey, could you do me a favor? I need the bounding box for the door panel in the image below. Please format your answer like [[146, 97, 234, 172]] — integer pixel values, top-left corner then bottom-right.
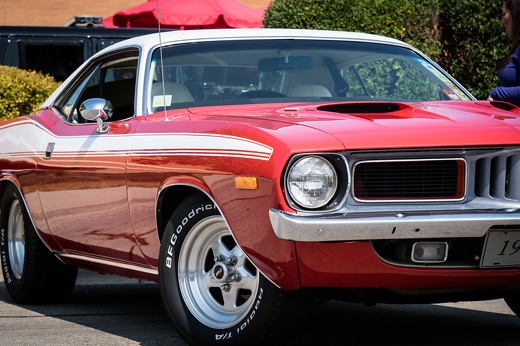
[[36, 118, 146, 264]]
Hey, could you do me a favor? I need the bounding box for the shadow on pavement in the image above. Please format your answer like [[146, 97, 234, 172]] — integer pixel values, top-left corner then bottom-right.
[[1, 270, 519, 345], [291, 300, 520, 346]]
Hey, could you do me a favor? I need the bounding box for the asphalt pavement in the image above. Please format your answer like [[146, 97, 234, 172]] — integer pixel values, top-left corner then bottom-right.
[[1, 269, 519, 346]]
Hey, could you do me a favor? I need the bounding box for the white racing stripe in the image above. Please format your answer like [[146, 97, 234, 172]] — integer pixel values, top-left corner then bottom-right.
[[0, 120, 274, 161]]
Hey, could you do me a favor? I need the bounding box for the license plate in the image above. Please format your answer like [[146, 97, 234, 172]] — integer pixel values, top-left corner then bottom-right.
[[480, 230, 520, 268]]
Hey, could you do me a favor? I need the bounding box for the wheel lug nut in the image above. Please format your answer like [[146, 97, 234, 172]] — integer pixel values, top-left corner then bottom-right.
[[229, 255, 238, 265], [221, 284, 231, 292], [231, 274, 241, 282]]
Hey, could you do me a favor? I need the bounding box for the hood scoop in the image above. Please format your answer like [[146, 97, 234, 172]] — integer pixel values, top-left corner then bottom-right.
[[489, 101, 518, 112], [318, 102, 403, 114], [317, 102, 413, 120]]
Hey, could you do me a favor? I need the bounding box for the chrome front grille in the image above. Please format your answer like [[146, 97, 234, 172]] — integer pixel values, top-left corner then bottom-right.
[[353, 159, 465, 201], [475, 153, 520, 201], [346, 147, 520, 206]]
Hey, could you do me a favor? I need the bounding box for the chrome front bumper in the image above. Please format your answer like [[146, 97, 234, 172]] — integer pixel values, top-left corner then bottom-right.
[[269, 209, 520, 242]]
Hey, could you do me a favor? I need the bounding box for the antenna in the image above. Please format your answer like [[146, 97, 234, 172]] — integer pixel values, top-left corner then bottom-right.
[[156, 0, 169, 121]]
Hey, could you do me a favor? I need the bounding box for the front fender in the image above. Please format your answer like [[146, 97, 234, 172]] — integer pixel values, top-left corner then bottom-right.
[[208, 175, 301, 290], [156, 177, 301, 290]]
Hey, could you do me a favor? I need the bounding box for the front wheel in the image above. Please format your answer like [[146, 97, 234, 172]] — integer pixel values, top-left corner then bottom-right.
[[159, 194, 302, 345]]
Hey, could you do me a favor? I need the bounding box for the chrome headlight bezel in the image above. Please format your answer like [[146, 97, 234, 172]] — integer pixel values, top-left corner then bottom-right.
[[284, 153, 349, 211]]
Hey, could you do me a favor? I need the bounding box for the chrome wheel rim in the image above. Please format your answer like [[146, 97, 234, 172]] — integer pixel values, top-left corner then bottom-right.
[[178, 216, 259, 329], [7, 199, 25, 279]]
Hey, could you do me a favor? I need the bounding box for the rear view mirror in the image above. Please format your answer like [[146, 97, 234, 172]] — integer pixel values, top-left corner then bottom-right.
[[258, 56, 313, 71]]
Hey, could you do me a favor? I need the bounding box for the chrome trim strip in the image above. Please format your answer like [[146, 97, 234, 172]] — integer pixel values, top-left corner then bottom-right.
[[269, 208, 520, 242], [56, 252, 159, 276], [352, 158, 467, 203]]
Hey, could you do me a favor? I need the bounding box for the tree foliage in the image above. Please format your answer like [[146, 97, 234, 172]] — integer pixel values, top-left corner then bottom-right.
[[0, 65, 60, 121], [263, 0, 509, 100], [439, 0, 508, 99]]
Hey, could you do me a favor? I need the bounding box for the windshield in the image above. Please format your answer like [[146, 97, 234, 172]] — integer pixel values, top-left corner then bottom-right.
[[147, 39, 471, 113]]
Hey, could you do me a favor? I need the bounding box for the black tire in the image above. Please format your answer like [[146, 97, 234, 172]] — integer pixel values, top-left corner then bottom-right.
[[0, 184, 78, 304], [505, 293, 520, 317], [159, 193, 302, 346]]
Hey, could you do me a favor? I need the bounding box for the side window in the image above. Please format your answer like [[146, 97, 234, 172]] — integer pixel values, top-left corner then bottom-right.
[[58, 52, 139, 123]]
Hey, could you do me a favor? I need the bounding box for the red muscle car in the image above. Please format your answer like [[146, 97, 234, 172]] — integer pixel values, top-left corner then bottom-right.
[[1, 29, 520, 345]]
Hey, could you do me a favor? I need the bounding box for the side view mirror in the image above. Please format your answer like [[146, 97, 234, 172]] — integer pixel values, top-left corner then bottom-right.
[[79, 98, 113, 133]]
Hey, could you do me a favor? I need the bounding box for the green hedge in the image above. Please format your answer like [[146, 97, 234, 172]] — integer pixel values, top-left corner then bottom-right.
[[263, 0, 509, 100], [264, 0, 441, 59], [439, 0, 508, 99], [0, 65, 60, 121]]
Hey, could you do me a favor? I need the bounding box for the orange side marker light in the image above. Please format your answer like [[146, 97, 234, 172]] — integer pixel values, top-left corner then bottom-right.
[[235, 176, 258, 190]]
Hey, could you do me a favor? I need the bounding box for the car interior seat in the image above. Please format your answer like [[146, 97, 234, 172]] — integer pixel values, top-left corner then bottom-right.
[[150, 82, 195, 110], [287, 84, 332, 97]]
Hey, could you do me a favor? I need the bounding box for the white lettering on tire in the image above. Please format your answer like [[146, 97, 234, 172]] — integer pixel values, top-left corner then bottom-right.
[[165, 204, 215, 269], [1, 227, 12, 284], [214, 287, 264, 341]]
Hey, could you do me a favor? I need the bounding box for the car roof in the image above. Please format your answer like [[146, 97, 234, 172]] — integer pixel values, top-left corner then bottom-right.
[[95, 28, 412, 58]]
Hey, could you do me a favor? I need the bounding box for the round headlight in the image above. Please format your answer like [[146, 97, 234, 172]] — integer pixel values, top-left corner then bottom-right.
[[287, 155, 338, 209]]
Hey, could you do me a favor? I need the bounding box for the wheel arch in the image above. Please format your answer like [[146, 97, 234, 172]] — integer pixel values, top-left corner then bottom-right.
[[1, 177, 29, 224], [155, 180, 213, 242], [0, 176, 64, 261], [155, 180, 283, 289]]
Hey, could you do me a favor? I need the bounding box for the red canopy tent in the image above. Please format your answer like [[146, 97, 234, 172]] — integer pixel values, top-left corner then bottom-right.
[[103, 0, 265, 29]]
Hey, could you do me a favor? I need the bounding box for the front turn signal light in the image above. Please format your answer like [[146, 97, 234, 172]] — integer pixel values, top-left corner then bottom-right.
[[235, 176, 258, 190]]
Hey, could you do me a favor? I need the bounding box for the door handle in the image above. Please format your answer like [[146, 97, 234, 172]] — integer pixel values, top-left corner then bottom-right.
[[44, 142, 55, 159]]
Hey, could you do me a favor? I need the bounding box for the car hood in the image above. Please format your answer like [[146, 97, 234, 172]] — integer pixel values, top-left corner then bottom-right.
[[188, 101, 520, 150]]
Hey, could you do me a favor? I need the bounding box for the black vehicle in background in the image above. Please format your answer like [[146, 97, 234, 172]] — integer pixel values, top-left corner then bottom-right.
[[0, 26, 159, 81]]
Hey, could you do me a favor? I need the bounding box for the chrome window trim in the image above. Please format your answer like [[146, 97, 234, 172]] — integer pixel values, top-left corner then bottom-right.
[[51, 47, 142, 123]]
